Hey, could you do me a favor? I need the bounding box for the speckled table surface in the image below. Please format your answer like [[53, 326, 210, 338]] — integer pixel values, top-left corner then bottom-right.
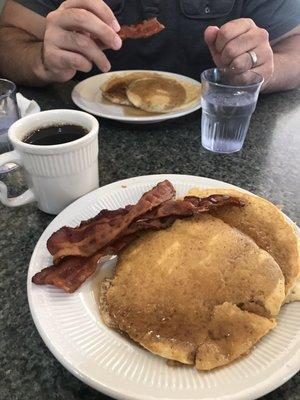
[[0, 82, 299, 400]]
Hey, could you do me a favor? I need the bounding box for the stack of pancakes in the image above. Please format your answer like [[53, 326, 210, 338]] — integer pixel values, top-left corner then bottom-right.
[[101, 72, 201, 113], [99, 189, 300, 371]]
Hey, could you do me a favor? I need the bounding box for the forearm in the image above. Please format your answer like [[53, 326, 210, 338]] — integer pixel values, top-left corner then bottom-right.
[[262, 35, 300, 93], [0, 26, 52, 86]]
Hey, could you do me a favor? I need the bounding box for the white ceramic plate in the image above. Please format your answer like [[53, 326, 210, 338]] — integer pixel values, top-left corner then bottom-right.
[[71, 71, 201, 124], [27, 174, 300, 400]]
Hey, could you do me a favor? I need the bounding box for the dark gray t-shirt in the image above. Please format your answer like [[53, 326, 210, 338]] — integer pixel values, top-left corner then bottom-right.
[[15, 0, 300, 79]]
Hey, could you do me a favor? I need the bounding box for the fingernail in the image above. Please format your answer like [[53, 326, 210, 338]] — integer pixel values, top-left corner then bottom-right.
[[103, 61, 111, 73], [113, 35, 122, 50], [112, 19, 120, 32]]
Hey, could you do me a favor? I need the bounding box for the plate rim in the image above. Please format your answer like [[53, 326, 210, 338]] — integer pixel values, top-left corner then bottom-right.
[[27, 174, 300, 400], [71, 71, 202, 123]]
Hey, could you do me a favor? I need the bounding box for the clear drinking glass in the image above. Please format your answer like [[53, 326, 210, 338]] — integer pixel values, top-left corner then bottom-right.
[[201, 68, 263, 154], [0, 79, 20, 172]]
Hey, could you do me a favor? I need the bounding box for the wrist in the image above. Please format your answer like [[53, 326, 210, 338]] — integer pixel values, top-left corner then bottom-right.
[[260, 74, 274, 93]]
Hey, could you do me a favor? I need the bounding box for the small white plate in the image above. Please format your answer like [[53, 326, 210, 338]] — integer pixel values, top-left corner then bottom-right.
[[27, 174, 300, 400], [71, 71, 201, 124]]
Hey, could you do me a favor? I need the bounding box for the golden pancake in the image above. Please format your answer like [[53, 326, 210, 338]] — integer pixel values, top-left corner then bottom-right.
[[196, 302, 275, 370], [102, 216, 284, 370], [101, 72, 158, 105], [285, 239, 300, 302], [126, 77, 201, 113], [175, 81, 202, 111], [188, 188, 300, 296], [285, 275, 300, 303]]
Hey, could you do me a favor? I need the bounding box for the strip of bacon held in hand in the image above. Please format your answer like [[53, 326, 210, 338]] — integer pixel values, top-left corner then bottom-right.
[[119, 17, 165, 40], [32, 181, 244, 293]]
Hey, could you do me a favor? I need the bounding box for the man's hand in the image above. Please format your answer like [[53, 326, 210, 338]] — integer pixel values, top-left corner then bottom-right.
[[204, 18, 274, 90], [41, 0, 122, 82]]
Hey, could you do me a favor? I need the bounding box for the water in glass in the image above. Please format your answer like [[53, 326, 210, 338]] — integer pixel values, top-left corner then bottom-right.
[[200, 69, 263, 154], [201, 90, 256, 153]]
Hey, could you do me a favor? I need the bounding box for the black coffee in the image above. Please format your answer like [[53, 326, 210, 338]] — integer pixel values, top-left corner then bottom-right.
[[23, 124, 88, 145]]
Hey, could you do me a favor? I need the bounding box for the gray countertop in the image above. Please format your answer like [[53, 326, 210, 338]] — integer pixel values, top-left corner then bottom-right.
[[0, 82, 299, 400]]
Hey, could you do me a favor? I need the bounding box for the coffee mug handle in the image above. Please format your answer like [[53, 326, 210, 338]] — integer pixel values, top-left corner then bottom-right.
[[0, 150, 36, 207]]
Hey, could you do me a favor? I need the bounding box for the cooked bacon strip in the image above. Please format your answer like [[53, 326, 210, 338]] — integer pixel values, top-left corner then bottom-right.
[[123, 215, 176, 236], [32, 218, 175, 293], [119, 17, 165, 40], [76, 206, 132, 229], [32, 254, 104, 293], [32, 235, 137, 293], [32, 194, 244, 293], [137, 195, 243, 221], [47, 207, 132, 255], [47, 180, 176, 261]]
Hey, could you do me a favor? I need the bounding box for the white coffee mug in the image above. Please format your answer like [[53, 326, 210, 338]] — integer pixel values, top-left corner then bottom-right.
[[0, 109, 99, 214]]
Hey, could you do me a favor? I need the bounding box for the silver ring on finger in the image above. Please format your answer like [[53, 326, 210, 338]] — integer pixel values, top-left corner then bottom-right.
[[248, 50, 258, 68]]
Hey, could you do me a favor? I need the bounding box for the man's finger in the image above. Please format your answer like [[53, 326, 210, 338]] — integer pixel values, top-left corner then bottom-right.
[[220, 28, 269, 66], [48, 8, 122, 50], [204, 26, 223, 67], [230, 45, 273, 78], [229, 50, 260, 72], [52, 29, 111, 72], [215, 18, 256, 53], [59, 0, 120, 31], [46, 47, 93, 72], [204, 25, 219, 49]]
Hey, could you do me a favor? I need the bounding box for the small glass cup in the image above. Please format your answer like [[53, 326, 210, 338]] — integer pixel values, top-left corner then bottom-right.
[[0, 79, 20, 173], [200, 68, 263, 154]]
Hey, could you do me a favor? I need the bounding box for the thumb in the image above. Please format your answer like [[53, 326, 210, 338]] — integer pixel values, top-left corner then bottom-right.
[[204, 26, 223, 67]]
